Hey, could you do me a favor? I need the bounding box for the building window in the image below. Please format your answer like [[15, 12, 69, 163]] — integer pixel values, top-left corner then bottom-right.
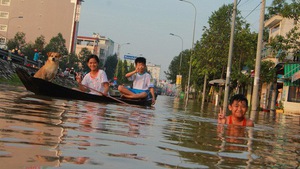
[[100, 49, 105, 55], [0, 37, 5, 44], [271, 24, 280, 34], [0, 24, 7, 31], [0, 11, 8, 18], [1, 0, 10, 6], [288, 86, 300, 102]]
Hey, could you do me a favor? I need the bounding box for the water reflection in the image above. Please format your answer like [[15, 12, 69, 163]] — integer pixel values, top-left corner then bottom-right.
[[0, 84, 300, 168]]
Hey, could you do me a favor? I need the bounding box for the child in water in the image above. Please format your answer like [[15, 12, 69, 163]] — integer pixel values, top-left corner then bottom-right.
[[218, 94, 254, 127]]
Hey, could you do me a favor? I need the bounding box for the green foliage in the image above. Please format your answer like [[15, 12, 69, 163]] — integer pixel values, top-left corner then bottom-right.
[[104, 54, 118, 80], [128, 63, 135, 72], [78, 47, 92, 73], [0, 74, 22, 85], [164, 49, 190, 90], [44, 33, 68, 56], [166, 3, 260, 96], [60, 52, 79, 72], [7, 32, 26, 50], [260, 61, 276, 84], [34, 35, 46, 52], [268, 26, 300, 62], [267, 0, 300, 62], [268, 0, 300, 23], [116, 61, 123, 84]]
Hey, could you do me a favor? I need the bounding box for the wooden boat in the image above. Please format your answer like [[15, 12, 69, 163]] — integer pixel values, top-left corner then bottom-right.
[[15, 68, 154, 106]]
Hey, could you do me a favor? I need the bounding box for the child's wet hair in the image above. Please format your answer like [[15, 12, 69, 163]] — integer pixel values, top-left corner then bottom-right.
[[229, 94, 248, 106], [135, 57, 146, 65]]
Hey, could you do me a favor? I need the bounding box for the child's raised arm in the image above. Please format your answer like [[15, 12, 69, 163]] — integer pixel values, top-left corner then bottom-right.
[[218, 107, 226, 124]]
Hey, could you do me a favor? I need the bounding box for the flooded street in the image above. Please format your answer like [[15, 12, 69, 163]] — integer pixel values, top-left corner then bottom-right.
[[0, 84, 299, 169]]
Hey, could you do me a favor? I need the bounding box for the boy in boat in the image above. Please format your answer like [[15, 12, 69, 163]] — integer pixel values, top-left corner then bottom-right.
[[118, 57, 156, 105], [218, 94, 254, 127]]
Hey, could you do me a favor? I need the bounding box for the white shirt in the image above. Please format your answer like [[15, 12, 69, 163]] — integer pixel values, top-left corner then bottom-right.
[[128, 72, 154, 90], [81, 69, 108, 95]]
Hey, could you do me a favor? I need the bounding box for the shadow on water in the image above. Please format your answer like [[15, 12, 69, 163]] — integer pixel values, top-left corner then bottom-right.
[[0, 84, 300, 168]]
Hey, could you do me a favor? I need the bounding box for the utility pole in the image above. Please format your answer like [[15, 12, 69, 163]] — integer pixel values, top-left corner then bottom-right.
[[180, 0, 197, 107], [202, 74, 207, 106], [223, 0, 237, 113], [251, 0, 266, 120]]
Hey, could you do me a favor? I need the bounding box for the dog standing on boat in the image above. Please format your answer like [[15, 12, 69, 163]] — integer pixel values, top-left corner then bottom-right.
[[34, 52, 61, 81]]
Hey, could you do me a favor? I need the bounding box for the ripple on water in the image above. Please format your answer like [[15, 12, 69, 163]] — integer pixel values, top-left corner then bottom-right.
[[0, 86, 300, 168]]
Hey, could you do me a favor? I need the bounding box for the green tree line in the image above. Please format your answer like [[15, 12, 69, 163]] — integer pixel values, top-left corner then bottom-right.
[[165, 0, 299, 101]]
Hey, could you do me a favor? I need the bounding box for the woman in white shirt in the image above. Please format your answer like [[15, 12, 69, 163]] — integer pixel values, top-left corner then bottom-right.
[[76, 54, 109, 95]]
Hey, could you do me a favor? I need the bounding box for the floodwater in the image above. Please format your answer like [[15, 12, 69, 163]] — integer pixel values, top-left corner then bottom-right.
[[0, 84, 299, 169]]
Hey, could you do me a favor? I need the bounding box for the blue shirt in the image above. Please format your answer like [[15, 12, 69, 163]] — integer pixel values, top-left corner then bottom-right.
[[33, 52, 39, 61]]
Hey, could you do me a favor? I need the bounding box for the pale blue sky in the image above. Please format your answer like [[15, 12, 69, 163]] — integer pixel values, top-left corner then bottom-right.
[[78, 0, 273, 79]]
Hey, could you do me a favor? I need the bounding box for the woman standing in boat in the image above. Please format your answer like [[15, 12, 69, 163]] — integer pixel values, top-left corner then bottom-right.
[[76, 54, 109, 96]]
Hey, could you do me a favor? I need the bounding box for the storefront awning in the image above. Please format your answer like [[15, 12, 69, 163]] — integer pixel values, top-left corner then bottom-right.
[[292, 70, 300, 82]]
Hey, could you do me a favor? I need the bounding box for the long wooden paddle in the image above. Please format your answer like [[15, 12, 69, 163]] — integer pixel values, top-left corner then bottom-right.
[[79, 83, 131, 106]]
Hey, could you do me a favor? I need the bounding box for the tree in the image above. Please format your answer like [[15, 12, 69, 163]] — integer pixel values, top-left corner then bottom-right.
[[77, 47, 92, 73], [260, 61, 276, 84], [267, 0, 300, 61], [193, 4, 251, 94], [116, 60, 123, 84], [7, 32, 26, 50], [34, 35, 46, 52], [164, 49, 190, 90], [21, 35, 46, 61], [44, 33, 68, 56], [104, 54, 118, 80], [60, 52, 80, 72], [268, 0, 300, 23]]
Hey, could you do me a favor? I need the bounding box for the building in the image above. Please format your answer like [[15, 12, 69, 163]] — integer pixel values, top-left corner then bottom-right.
[[0, 0, 83, 53], [263, 15, 300, 114], [76, 33, 114, 63], [147, 62, 161, 86]]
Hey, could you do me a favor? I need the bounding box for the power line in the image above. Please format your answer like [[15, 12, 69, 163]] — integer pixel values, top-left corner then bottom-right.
[[238, 0, 252, 8], [244, 2, 262, 19]]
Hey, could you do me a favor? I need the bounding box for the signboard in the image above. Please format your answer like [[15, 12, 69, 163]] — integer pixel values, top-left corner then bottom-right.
[[176, 75, 182, 85], [124, 55, 137, 60]]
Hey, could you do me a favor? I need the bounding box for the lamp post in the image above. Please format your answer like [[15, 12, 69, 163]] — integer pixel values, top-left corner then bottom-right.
[[6, 16, 23, 43], [116, 42, 130, 60], [170, 33, 183, 75], [179, 0, 197, 105]]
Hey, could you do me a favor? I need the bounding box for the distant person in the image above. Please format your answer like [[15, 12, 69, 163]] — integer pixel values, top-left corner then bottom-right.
[[218, 94, 254, 127], [76, 54, 109, 96], [33, 49, 39, 62], [118, 57, 155, 105], [11, 47, 20, 55], [63, 68, 70, 77]]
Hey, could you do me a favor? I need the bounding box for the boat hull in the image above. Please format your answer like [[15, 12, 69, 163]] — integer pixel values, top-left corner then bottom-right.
[[15, 68, 153, 106]]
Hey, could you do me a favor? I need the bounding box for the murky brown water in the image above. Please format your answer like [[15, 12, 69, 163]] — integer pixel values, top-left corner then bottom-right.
[[0, 84, 299, 168]]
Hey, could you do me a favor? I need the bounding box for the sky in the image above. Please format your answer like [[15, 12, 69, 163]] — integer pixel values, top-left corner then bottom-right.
[[78, 0, 273, 80]]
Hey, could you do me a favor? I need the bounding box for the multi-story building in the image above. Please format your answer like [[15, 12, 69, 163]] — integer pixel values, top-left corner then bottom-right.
[[147, 63, 161, 86], [76, 33, 114, 63], [263, 15, 300, 114], [0, 0, 83, 53]]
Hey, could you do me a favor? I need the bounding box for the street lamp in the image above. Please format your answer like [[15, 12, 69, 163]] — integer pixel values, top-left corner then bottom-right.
[[179, 0, 197, 104], [170, 33, 183, 75], [116, 42, 130, 60], [6, 16, 23, 43]]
